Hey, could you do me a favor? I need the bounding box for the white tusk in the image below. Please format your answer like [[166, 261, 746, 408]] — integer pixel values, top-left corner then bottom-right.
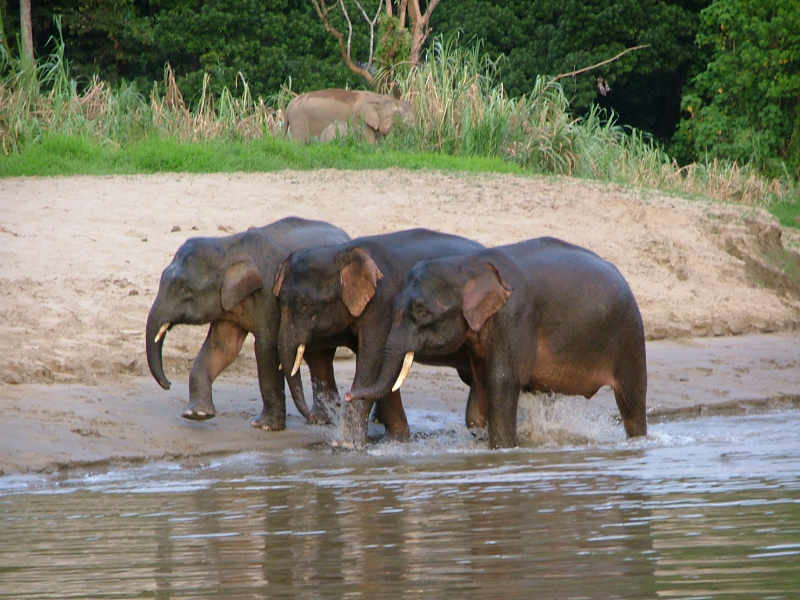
[[278, 363, 283, 371], [290, 344, 306, 377], [154, 322, 171, 344], [391, 351, 415, 392]]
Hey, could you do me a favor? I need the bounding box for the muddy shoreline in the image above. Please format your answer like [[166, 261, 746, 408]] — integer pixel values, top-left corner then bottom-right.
[[2, 332, 798, 475], [1, 172, 799, 475]]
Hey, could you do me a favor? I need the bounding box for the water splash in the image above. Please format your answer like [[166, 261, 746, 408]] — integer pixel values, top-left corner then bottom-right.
[[517, 391, 625, 446]]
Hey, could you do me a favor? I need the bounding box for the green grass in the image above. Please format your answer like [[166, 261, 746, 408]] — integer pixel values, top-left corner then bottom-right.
[[0, 131, 526, 177], [770, 198, 800, 229]]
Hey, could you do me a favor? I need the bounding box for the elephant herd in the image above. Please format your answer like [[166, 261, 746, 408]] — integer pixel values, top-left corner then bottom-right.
[[146, 217, 648, 449]]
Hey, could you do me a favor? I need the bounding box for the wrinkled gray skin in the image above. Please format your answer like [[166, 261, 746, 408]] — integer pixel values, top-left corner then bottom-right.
[[273, 229, 485, 448], [349, 237, 648, 449], [284, 89, 415, 143], [145, 217, 350, 429]]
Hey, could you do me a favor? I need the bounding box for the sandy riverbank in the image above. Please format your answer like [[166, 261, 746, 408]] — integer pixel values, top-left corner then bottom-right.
[[1, 171, 799, 474]]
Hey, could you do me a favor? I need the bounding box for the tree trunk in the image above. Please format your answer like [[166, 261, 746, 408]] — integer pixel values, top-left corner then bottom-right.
[[19, 0, 34, 63]]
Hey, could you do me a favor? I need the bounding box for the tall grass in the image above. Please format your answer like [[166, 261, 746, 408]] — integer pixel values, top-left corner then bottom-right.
[[395, 37, 795, 208], [1, 27, 796, 213], [0, 20, 281, 154]]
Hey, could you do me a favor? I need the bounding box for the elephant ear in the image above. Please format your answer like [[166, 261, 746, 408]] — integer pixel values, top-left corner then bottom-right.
[[377, 102, 402, 135], [272, 257, 289, 297], [462, 263, 512, 332], [221, 260, 263, 311], [340, 247, 384, 317], [359, 102, 382, 132]]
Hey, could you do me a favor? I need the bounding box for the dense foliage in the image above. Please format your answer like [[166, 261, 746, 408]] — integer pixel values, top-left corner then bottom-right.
[[2, 0, 364, 100], [0, 0, 798, 179], [672, 0, 800, 176], [430, 0, 707, 142]]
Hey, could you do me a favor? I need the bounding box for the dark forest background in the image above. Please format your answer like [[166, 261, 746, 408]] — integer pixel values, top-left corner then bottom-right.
[[1, 0, 797, 176]]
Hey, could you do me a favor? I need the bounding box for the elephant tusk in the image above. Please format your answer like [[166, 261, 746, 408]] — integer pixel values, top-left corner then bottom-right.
[[391, 352, 415, 392], [154, 322, 171, 344], [290, 344, 306, 377]]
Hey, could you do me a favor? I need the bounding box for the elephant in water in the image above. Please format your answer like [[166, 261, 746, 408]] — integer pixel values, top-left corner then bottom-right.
[[145, 217, 351, 429], [348, 237, 648, 449], [283, 89, 415, 143]]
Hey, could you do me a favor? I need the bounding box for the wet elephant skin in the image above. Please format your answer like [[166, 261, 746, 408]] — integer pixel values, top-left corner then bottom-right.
[[272, 228, 485, 446], [350, 236, 648, 449], [145, 217, 350, 430]]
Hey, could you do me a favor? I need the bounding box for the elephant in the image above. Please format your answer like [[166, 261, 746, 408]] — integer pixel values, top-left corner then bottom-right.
[[347, 237, 648, 449], [145, 217, 350, 429], [272, 229, 486, 446], [319, 120, 352, 143], [283, 89, 415, 144]]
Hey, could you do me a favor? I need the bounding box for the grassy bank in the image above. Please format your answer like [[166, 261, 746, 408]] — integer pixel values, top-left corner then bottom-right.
[[0, 132, 525, 177], [2, 33, 798, 226]]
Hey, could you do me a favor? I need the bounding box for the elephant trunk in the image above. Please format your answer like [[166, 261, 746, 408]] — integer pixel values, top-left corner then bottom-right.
[[348, 332, 411, 401], [146, 306, 172, 390], [277, 324, 313, 419], [285, 370, 312, 422]]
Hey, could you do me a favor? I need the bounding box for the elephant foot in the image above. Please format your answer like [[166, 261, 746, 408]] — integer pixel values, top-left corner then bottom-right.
[[250, 410, 285, 431], [329, 438, 363, 451], [306, 410, 332, 426], [182, 400, 216, 420], [384, 428, 410, 442], [468, 426, 488, 441], [466, 416, 488, 429]]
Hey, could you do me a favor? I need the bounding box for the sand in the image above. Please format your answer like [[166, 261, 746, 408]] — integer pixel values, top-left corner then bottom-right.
[[1, 170, 799, 474]]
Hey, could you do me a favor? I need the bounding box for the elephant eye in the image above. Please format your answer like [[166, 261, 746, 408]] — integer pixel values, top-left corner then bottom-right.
[[410, 300, 433, 324], [173, 279, 193, 300]]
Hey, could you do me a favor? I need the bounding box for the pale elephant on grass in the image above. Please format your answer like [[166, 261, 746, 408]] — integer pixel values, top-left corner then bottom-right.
[[284, 89, 415, 143]]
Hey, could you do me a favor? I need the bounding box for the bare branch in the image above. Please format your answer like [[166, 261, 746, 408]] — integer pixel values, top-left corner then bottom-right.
[[552, 44, 651, 82], [407, 0, 441, 65], [398, 0, 408, 28], [353, 0, 384, 67], [20, 0, 34, 62], [311, 0, 375, 85], [338, 0, 353, 59]]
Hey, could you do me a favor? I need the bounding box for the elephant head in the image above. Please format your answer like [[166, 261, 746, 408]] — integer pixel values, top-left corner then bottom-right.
[[272, 245, 383, 379], [348, 259, 511, 401], [355, 92, 415, 140], [145, 238, 262, 389]]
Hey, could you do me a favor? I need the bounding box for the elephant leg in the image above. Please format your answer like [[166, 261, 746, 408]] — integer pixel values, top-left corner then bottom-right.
[[186, 320, 247, 420], [251, 333, 287, 431], [374, 391, 410, 441], [335, 396, 374, 450], [613, 354, 648, 438], [461, 362, 488, 429], [305, 347, 340, 425], [465, 384, 489, 429], [484, 359, 521, 449]]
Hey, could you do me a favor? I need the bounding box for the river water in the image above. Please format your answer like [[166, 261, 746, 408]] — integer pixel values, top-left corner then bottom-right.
[[2, 410, 799, 599]]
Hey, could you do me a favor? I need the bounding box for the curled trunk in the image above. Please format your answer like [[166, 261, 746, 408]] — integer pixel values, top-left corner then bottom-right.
[[348, 335, 409, 401], [145, 308, 171, 390], [285, 370, 312, 421], [277, 326, 312, 420]]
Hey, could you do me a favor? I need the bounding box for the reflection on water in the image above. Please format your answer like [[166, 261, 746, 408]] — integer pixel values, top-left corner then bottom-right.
[[1, 411, 799, 599]]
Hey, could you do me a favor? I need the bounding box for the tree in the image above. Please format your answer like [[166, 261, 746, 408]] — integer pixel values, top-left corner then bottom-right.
[[430, 0, 708, 141], [673, 0, 800, 175], [19, 0, 33, 62], [311, 0, 441, 89]]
